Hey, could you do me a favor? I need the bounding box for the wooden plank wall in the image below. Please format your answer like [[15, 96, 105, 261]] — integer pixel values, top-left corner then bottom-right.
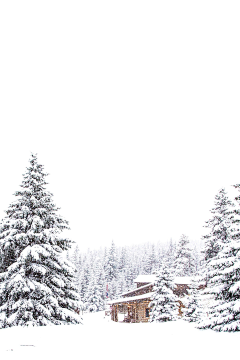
[[112, 300, 151, 323]]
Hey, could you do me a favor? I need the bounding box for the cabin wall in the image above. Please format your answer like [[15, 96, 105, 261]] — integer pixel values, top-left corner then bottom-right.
[[173, 284, 189, 297], [135, 301, 150, 322], [111, 304, 118, 322], [112, 300, 151, 323]]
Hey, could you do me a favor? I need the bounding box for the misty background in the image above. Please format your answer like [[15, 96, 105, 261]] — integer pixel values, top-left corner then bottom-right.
[[0, 1, 239, 251]]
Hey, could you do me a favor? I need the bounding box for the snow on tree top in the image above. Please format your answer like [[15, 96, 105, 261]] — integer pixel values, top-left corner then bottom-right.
[[133, 275, 157, 284]]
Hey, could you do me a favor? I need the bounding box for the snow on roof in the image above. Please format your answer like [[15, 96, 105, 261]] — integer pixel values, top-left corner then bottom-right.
[[133, 275, 157, 283], [174, 277, 192, 285], [108, 292, 154, 305], [120, 283, 152, 297]]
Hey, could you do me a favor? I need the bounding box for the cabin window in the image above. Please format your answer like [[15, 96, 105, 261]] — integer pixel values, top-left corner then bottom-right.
[[145, 308, 150, 318]]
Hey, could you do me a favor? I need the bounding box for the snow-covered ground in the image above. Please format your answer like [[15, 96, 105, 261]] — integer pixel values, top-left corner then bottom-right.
[[0, 312, 238, 359]]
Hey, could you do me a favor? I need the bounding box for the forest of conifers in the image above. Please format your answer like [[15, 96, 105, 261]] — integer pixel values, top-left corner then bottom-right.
[[69, 234, 201, 310]]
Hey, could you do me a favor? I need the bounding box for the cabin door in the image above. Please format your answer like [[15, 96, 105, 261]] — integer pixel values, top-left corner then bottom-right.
[[128, 304, 138, 322], [128, 305, 134, 322], [132, 306, 138, 322]]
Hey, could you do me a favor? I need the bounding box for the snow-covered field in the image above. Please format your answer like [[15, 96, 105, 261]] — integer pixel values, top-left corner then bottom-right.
[[0, 312, 238, 359]]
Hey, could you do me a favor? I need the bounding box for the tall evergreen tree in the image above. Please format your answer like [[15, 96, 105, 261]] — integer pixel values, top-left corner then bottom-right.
[[105, 240, 117, 282], [165, 238, 176, 271], [71, 244, 82, 294], [192, 246, 201, 275], [85, 269, 105, 312], [184, 277, 201, 322], [150, 261, 178, 322], [96, 262, 106, 305], [80, 267, 91, 307], [0, 154, 81, 327], [203, 188, 234, 265], [118, 247, 127, 272], [174, 234, 195, 276], [198, 186, 240, 331], [145, 244, 157, 274]]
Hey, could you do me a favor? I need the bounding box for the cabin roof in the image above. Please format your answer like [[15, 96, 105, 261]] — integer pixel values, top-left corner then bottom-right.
[[108, 292, 154, 305], [120, 283, 152, 297]]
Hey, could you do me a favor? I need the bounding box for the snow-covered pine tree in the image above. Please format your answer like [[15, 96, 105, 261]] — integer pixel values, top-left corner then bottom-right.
[[192, 246, 201, 275], [202, 188, 234, 266], [85, 271, 105, 312], [71, 244, 82, 295], [105, 240, 118, 282], [184, 277, 201, 322], [80, 267, 91, 308], [0, 154, 81, 327], [124, 264, 134, 291], [165, 238, 176, 272], [97, 263, 107, 306], [103, 247, 108, 273], [117, 272, 127, 296], [145, 244, 157, 274], [198, 187, 240, 331], [199, 188, 235, 294], [174, 234, 195, 276], [118, 247, 127, 272], [150, 260, 178, 322]]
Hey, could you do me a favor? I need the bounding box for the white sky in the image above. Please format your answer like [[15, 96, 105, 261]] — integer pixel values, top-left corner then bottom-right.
[[0, 1, 239, 251]]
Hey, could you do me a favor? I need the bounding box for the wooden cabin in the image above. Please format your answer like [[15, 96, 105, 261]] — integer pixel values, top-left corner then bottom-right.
[[109, 275, 202, 322], [110, 291, 154, 323], [109, 275, 157, 323]]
